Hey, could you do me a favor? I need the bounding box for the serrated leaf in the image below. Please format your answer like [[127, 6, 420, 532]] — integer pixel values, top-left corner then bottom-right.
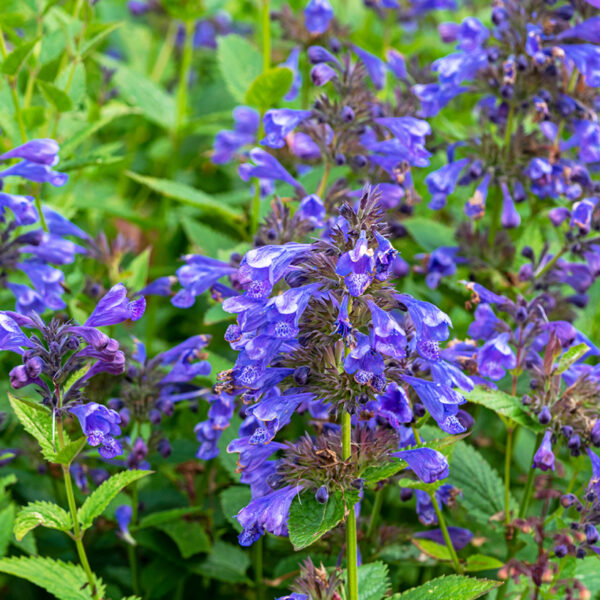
[[52, 437, 86, 467], [0, 556, 105, 600], [245, 67, 293, 111], [78, 470, 151, 530], [95, 55, 175, 129], [450, 442, 515, 523], [37, 80, 73, 112], [14, 501, 72, 541], [1, 38, 39, 76], [394, 575, 501, 599], [217, 35, 262, 103], [288, 489, 359, 550], [357, 561, 391, 600], [219, 486, 251, 532], [0, 504, 15, 558], [8, 394, 66, 462], [464, 387, 542, 432], [411, 538, 452, 561], [126, 172, 242, 226], [465, 553, 504, 572], [155, 520, 211, 559], [190, 540, 251, 584], [404, 218, 456, 252], [136, 506, 203, 529], [556, 343, 589, 375]]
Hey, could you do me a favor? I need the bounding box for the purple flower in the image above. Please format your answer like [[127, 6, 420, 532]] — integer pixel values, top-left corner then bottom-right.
[[280, 48, 302, 101], [532, 430, 555, 472], [288, 132, 321, 160], [396, 447, 449, 483], [465, 173, 490, 219], [343, 333, 385, 390], [425, 158, 470, 210], [367, 301, 406, 360], [559, 45, 600, 87], [412, 83, 465, 118], [557, 17, 600, 44], [456, 17, 489, 52], [236, 484, 302, 546], [374, 382, 413, 429], [0, 139, 59, 165], [414, 527, 473, 551], [500, 181, 520, 228], [477, 333, 516, 381], [69, 402, 123, 459], [297, 194, 325, 228], [85, 284, 146, 327], [467, 304, 499, 340], [0, 161, 67, 187], [262, 109, 312, 149], [310, 63, 337, 86], [354, 46, 386, 90], [386, 49, 407, 79], [307, 45, 339, 66], [213, 106, 259, 164], [432, 50, 488, 86], [335, 231, 375, 296], [239, 148, 302, 190], [570, 199, 596, 234], [304, 0, 334, 34], [0, 193, 38, 225], [421, 247, 461, 289]]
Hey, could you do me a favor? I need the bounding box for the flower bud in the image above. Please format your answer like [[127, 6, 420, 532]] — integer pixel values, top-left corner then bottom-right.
[[586, 524, 599, 545], [538, 406, 551, 425], [315, 486, 329, 504], [157, 438, 172, 458], [554, 544, 568, 558]]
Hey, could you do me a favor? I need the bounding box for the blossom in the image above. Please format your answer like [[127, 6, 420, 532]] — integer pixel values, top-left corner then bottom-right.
[[239, 148, 302, 190], [335, 231, 375, 296], [477, 333, 516, 380], [368, 300, 406, 360], [213, 106, 259, 164], [304, 0, 333, 34], [396, 447, 449, 483], [280, 48, 302, 101], [69, 402, 123, 459], [425, 158, 470, 210], [84, 283, 146, 327], [343, 333, 385, 390], [414, 527, 473, 551], [297, 194, 325, 228], [262, 109, 312, 149], [310, 63, 337, 86], [532, 430, 555, 472], [373, 382, 413, 429], [353, 46, 386, 90]]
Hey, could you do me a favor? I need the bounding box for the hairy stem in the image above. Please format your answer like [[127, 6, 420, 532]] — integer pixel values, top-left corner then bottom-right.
[[519, 433, 542, 519], [430, 491, 463, 574], [366, 488, 384, 540], [342, 412, 358, 600], [175, 20, 195, 137], [504, 426, 516, 526], [254, 535, 264, 600]]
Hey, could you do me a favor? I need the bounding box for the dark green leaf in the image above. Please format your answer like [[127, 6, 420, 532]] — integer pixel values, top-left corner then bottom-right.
[[155, 520, 211, 559], [190, 540, 251, 584], [219, 486, 251, 532], [411, 538, 452, 561], [393, 575, 501, 599], [357, 561, 391, 600], [404, 218, 456, 252], [136, 506, 204, 529]]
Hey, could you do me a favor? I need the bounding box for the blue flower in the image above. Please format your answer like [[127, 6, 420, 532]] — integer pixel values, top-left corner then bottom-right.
[[239, 148, 302, 190], [310, 63, 337, 86], [500, 181, 521, 228], [0, 161, 67, 187], [532, 430, 555, 472], [115, 505, 135, 544], [386, 49, 407, 79], [559, 45, 600, 87], [425, 158, 470, 210], [343, 332, 386, 390], [396, 447, 449, 483], [412, 83, 466, 118], [477, 333, 516, 380], [69, 402, 123, 459], [213, 106, 259, 164], [354, 46, 386, 90], [304, 0, 334, 34], [419, 246, 461, 289], [373, 382, 413, 429], [464, 173, 490, 219], [279, 48, 302, 101], [456, 17, 489, 52], [262, 109, 312, 149], [297, 194, 326, 228], [0, 193, 38, 225], [85, 283, 146, 327], [432, 50, 488, 87], [414, 527, 473, 551], [368, 300, 406, 360], [335, 231, 375, 296], [557, 16, 600, 44], [467, 304, 499, 340], [0, 139, 60, 165]]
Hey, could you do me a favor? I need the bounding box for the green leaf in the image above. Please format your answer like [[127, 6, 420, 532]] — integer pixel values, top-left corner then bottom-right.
[[123, 247, 151, 291], [219, 486, 251, 532], [575, 556, 600, 597], [78, 470, 151, 530], [245, 67, 293, 111], [0, 556, 105, 600], [52, 437, 86, 467], [8, 394, 65, 462], [191, 540, 251, 584], [288, 489, 359, 550], [411, 538, 452, 561], [357, 561, 391, 600], [465, 554, 504, 572], [181, 217, 237, 256], [394, 575, 501, 599], [95, 55, 175, 129], [36, 80, 73, 112], [80, 22, 123, 57], [404, 218, 456, 252], [136, 506, 204, 529], [126, 172, 243, 226], [450, 442, 515, 523], [1, 39, 39, 76], [0, 504, 15, 558], [0, 474, 17, 498], [57, 62, 86, 106], [464, 387, 543, 432], [14, 501, 72, 541], [155, 520, 211, 559], [204, 303, 233, 326], [556, 343, 589, 375], [216, 35, 262, 103]]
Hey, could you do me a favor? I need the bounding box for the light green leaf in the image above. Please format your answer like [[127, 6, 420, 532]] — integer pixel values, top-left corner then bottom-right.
[[191, 540, 251, 584], [37, 80, 73, 112], [1, 38, 39, 76], [136, 506, 204, 529], [288, 489, 360, 550], [0, 504, 15, 558], [245, 67, 293, 111], [204, 303, 233, 325], [126, 172, 243, 226], [0, 556, 105, 600], [57, 62, 86, 106], [411, 538, 452, 561], [80, 22, 123, 57], [123, 247, 151, 292], [95, 55, 175, 129], [404, 218, 456, 252], [464, 387, 543, 432], [52, 437, 87, 467], [78, 470, 151, 530], [465, 554, 504, 572], [556, 343, 589, 375], [14, 501, 72, 541], [217, 35, 262, 103], [155, 520, 211, 559], [575, 556, 600, 597], [450, 442, 515, 523], [393, 575, 501, 599], [357, 561, 391, 600], [181, 217, 237, 256], [8, 394, 66, 462]]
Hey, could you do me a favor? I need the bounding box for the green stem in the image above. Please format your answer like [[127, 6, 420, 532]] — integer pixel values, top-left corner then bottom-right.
[[254, 535, 264, 600], [342, 412, 358, 600], [151, 21, 178, 83], [504, 103, 515, 161], [260, 0, 271, 73], [128, 481, 140, 595], [518, 433, 543, 519], [430, 491, 463, 574], [366, 488, 384, 540], [175, 20, 195, 137], [0, 27, 27, 143], [316, 163, 331, 198], [504, 426, 516, 526]]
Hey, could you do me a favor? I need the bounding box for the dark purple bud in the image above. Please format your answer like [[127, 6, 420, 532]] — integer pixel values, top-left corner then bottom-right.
[[492, 7, 508, 25], [315, 485, 329, 504], [294, 366, 310, 385], [351, 478, 364, 490], [108, 398, 124, 411], [89, 468, 109, 486], [149, 409, 162, 425], [561, 425, 573, 438], [568, 434, 581, 450], [156, 398, 174, 417], [571, 522, 580, 530], [554, 544, 568, 558], [353, 155, 367, 168], [414, 403, 426, 418], [119, 407, 130, 427], [157, 438, 172, 458], [66, 336, 80, 351], [538, 406, 551, 425], [400, 488, 413, 502], [341, 106, 354, 122], [521, 246, 534, 260], [522, 395, 532, 406], [586, 490, 596, 503], [591, 419, 600, 446], [576, 547, 587, 559], [25, 356, 43, 378], [311, 63, 337, 86], [561, 493, 577, 507], [335, 153, 346, 165]]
